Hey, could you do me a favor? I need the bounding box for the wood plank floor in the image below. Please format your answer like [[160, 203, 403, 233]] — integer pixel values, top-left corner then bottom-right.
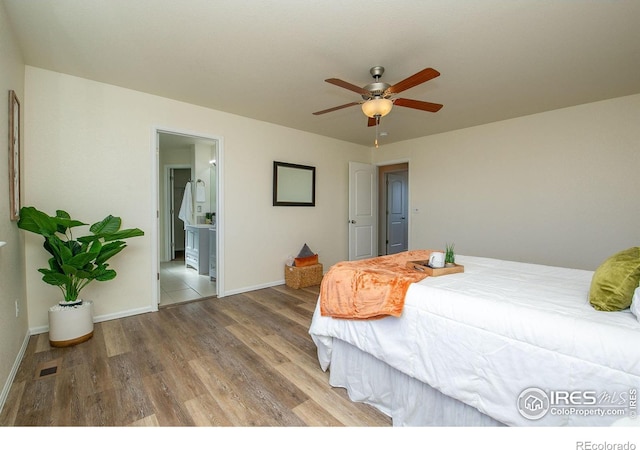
[[0, 284, 391, 427]]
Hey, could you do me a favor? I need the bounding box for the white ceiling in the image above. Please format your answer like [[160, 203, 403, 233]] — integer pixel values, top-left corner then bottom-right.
[[4, 0, 640, 147]]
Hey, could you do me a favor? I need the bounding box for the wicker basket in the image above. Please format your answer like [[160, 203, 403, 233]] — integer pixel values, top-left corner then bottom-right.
[[284, 263, 323, 289]]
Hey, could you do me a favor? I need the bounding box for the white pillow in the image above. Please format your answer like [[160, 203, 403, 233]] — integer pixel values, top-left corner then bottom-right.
[[630, 285, 640, 322]]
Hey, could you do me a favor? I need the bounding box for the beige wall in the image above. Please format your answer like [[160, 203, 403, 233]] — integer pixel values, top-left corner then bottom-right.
[[0, 0, 28, 409], [23, 66, 370, 330], [374, 94, 640, 270]]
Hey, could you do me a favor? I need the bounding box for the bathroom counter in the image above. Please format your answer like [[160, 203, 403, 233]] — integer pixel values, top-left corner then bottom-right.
[[185, 225, 210, 275]]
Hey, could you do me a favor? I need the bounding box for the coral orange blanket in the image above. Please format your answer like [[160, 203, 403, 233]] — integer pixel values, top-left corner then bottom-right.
[[320, 250, 435, 320]]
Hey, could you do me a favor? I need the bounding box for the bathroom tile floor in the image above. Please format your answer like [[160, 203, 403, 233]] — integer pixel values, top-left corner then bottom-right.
[[160, 259, 216, 307]]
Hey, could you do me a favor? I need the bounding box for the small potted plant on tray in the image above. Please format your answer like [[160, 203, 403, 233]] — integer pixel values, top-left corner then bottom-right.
[[18, 206, 144, 347], [445, 242, 456, 267]]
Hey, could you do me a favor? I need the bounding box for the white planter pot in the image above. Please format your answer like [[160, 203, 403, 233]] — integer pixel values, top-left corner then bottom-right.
[[48, 300, 94, 347]]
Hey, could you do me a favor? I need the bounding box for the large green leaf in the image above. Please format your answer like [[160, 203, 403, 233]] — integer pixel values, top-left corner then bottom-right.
[[74, 268, 94, 279], [95, 269, 117, 281], [47, 257, 62, 272], [102, 228, 145, 242], [60, 264, 78, 276], [95, 241, 127, 265], [17, 207, 87, 237], [67, 252, 97, 268], [86, 238, 102, 256], [47, 236, 73, 264], [77, 235, 99, 245], [90, 215, 121, 236], [53, 210, 86, 234], [17, 206, 58, 236], [38, 270, 69, 287]]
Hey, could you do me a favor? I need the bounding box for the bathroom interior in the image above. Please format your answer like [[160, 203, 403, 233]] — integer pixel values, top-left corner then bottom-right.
[[158, 132, 218, 306]]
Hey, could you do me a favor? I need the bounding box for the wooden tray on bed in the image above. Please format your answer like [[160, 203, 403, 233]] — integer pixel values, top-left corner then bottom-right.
[[406, 260, 464, 276]]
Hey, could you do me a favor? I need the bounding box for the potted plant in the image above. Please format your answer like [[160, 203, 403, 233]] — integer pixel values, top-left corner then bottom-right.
[[445, 242, 456, 267], [18, 206, 144, 347]]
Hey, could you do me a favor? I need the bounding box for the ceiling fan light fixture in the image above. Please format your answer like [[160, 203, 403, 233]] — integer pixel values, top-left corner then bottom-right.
[[361, 98, 393, 118]]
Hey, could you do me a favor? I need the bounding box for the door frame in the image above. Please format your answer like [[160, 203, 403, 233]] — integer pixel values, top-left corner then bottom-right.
[[377, 159, 411, 255], [378, 162, 409, 255], [348, 159, 411, 260], [151, 126, 226, 310], [165, 165, 191, 261], [385, 170, 409, 254]]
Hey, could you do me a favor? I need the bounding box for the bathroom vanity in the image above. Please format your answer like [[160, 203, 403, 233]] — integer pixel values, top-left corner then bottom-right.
[[185, 224, 216, 277]]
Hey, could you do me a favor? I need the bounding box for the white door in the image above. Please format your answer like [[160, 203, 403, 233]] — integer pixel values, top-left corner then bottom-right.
[[348, 162, 377, 260], [386, 171, 408, 254]]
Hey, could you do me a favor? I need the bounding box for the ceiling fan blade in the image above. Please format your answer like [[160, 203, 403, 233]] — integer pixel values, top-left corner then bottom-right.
[[386, 68, 440, 95], [394, 98, 443, 113], [368, 117, 377, 127], [312, 102, 360, 115], [325, 78, 370, 96]]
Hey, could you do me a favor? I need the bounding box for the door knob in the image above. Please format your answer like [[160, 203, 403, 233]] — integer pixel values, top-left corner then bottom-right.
[[349, 220, 356, 224]]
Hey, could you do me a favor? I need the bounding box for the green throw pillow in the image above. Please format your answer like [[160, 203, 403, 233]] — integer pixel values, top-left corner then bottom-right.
[[589, 247, 640, 311]]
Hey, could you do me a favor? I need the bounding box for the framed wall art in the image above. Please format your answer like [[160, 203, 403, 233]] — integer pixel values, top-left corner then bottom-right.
[[8, 90, 20, 221], [273, 161, 316, 207]]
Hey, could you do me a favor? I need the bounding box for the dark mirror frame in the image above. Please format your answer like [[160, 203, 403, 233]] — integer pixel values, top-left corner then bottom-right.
[[273, 161, 316, 207]]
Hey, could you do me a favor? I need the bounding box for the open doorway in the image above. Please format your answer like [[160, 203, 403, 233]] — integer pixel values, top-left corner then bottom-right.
[[169, 167, 190, 260], [378, 163, 409, 255], [157, 131, 219, 307]]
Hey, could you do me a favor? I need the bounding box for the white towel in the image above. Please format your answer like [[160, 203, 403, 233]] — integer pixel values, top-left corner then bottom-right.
[[196, 182, 206, 203], [178, 181, 192, 228]]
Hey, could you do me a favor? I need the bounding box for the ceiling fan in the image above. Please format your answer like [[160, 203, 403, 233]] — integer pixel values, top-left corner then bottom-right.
[[312, 66, 443, 127]]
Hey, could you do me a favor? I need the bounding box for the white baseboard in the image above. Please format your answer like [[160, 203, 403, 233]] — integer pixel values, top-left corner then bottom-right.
[[29, 305, 157, 336], [221, 280, 285, 297], [93, 305, 156, 323]]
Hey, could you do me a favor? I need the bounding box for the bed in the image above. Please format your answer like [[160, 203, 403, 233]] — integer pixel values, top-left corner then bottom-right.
[[308, 252, 640, 426]]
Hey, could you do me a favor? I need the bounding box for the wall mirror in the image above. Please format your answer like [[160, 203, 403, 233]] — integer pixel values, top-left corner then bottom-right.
[[273, 161, 316, 206]]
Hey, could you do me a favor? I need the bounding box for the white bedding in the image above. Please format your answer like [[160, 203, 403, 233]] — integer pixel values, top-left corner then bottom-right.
[[309, 255, 640, 426]]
